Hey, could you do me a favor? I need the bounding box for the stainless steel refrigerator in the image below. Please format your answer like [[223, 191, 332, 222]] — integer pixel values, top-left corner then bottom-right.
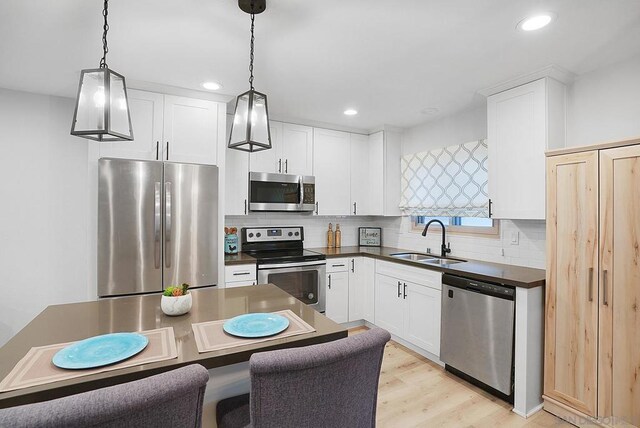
[[98, 158, 219, 297]]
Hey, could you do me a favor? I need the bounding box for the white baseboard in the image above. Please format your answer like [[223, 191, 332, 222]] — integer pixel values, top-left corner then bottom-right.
[[513, 402, 544, 418]]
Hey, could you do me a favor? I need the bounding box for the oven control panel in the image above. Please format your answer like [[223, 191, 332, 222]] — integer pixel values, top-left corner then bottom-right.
[[242, 227, 303, 243]]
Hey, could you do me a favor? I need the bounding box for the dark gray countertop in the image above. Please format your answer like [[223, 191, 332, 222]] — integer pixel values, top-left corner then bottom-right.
[[307, 246, 545, 289], [224, 252, 257, 266]]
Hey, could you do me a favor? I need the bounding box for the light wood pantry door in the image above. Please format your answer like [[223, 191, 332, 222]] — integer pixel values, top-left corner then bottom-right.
[[599, 145, 640, 427], [544, 151, 599, 416]]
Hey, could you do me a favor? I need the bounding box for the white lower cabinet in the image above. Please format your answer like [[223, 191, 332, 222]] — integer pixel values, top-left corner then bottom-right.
[[375, 261, 442, 356], [326, 271, 349, 323], [348, 257, 375, 322], [403, 281, 441, 355], [373, 274, 405, 336], [224, 264, 257, 288]]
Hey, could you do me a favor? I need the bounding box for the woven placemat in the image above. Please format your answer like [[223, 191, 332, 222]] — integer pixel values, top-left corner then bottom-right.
[[192, 310, 316, 353], [0, 327, 177, 393]]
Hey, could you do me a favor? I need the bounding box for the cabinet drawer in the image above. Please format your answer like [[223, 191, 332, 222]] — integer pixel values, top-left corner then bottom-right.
[[326, 258, 349, 273], [376, 260, 442, 290], [225, 280, 256, 288], [225, 264, 257, 283]]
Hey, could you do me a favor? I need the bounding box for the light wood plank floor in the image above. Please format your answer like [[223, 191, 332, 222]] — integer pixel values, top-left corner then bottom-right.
[[350, 327, 572, 428]]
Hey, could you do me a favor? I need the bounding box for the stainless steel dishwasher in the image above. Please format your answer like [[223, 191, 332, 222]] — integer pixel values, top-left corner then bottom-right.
[[440, 273, 516, 401]]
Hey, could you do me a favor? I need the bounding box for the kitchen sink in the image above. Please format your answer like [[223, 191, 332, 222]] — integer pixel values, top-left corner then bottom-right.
[[421, 258, 466, 266], [389, 253, 436, 262], [390, 252, 466, 266]]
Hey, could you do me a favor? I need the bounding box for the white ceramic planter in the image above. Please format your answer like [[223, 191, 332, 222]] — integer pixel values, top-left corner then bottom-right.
[[161, 293, 192, 316]]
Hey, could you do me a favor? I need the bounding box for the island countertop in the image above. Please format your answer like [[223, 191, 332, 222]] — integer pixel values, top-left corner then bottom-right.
[[307, 246, 545, 288], [0, 285, 346, 409]]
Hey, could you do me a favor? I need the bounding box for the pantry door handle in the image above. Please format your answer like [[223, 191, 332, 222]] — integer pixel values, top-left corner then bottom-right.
[[397, 281, 402, 298], [588, 268, 594, 302], [603, 270, 608, 306]]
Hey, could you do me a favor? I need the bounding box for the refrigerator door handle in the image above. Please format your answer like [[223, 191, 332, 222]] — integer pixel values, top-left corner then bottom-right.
[[154, 182, 161, 269], [165, 182, 172, 268]]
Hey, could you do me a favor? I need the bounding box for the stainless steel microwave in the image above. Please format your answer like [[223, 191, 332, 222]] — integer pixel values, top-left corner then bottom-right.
[[248, 172, 316, 212]]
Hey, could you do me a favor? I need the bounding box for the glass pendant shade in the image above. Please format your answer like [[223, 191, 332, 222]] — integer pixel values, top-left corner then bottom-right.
[[71, 68, 133, 142], [228, 89, 272, 152]]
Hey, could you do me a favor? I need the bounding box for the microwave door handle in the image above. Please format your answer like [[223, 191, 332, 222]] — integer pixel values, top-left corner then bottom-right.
[[298, 176, 304, 209]]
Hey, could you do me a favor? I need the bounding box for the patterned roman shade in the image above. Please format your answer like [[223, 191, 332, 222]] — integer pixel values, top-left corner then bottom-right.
[[400, 140, 489, 217]]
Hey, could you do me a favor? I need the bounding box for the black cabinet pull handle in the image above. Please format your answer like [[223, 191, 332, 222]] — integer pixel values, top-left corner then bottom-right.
[[285, 159, 288, 173], [166, 141, 169, 160], [278, 158, 282, 173], [488, 199, 493, 218], [156, 141, 160, 160], [244, 199, 247, 215], [403, 283, 407, 299], [397, 281, 401, 298], [351, 259, 354, 273], [353, 202, 357, 215], [328, 274, 331, 289], [315, 202, 319, 215]]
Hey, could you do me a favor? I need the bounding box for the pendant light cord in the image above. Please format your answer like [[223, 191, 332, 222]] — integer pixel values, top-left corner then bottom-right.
[[249, 13, 255, 90], [99, 0, 110, 69]]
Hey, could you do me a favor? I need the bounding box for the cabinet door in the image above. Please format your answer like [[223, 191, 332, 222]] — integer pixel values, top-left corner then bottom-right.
[[488, 79, 546, 219], [250, 121, 282, 173], [350, 134, 370, 215], [348, 257, 375, 322], [599, 145, 640, 426], [544, 151, 599, 416], [403, 282, 441, 356], [281, 123, 313, 175], [162, 95, 220, 165], [326, 272, 349, 323], [313, 128, 351, 215], [99, 89, 163, 160], [225, 146, 249, 215], [374, 274, 404, 336]]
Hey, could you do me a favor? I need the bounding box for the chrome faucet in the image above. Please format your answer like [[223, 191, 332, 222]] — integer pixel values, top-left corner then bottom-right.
[[421, 219, 451, 258]]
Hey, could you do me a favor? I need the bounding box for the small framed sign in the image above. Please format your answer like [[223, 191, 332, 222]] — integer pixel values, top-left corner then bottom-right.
[[359, 227, 382, 247]]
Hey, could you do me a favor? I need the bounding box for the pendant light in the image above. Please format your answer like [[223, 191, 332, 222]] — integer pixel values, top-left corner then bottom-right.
[[71, 0, 133, 142], [228, 0, 272, 152]]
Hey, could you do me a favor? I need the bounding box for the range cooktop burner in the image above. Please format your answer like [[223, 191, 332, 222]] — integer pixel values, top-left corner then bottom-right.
[[240, 226, 325, 265]]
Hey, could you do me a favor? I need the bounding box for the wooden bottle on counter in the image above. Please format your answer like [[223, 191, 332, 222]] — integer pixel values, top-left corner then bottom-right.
[[327, 223, 334, 248], [335, 224, 342, 248]]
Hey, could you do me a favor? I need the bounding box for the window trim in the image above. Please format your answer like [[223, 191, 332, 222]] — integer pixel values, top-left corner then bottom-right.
[[410, 216, 500, 237]]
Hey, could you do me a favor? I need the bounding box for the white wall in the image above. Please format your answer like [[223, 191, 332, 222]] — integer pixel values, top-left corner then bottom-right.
[[0, 88, 91, 346], [567, 54, 640, 147], [401, 105, 487, 155]]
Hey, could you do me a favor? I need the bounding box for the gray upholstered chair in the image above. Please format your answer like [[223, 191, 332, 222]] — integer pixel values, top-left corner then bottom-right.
[[0, 364, 209, 428], [217, 328, 391, 428]]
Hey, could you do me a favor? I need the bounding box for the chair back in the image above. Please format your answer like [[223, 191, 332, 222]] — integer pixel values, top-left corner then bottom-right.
[[0, 364, 209, 428], [249, 328, 391, 428]]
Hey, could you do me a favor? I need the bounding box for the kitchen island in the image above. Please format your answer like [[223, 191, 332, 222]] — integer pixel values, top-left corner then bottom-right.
[[0, 285, 346, 409]]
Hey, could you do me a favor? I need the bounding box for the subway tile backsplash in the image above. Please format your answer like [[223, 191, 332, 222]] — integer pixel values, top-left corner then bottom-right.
[[225, 215, 546, 269]]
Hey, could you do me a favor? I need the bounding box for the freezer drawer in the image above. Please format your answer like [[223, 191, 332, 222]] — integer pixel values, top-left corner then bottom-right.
[[440, 275, 515, 396]]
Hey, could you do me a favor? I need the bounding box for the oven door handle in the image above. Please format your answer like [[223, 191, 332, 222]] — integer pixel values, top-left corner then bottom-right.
[[259, 260, 326, 270]]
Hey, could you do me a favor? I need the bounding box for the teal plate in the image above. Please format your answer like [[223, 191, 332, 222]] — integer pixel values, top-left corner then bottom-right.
[[52, 332, 149, 370], [223, 313, 290, 338]]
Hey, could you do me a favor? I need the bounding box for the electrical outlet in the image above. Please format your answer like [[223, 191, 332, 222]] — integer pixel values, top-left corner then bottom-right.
[[510, 231, 519, 245]]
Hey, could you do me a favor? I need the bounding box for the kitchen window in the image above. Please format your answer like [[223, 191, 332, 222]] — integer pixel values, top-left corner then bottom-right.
[[412, 216, 500, 236]]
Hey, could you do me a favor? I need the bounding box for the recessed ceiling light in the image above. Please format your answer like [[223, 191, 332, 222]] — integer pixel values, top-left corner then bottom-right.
[[344, 109, 358, 116], [202, 81, 222, 91], [517, 14, 554, 31]]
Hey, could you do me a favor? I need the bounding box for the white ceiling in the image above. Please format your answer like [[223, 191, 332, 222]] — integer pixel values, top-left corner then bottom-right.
[[1, 0, 639, 131]]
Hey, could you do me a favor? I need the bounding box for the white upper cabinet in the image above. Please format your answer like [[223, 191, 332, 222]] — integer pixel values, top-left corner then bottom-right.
[[99, 89, 163, 161], [281, 123, 313, 175], [250, 121, 282, 173], [99, 90, 223, 166], [249, 122, 313, 175], [350, 133, 370, 215], [162, 95, 220, 165], [313, 128, 351, 215], [225, 118, 250, 216], [487, 77, 565, 219]]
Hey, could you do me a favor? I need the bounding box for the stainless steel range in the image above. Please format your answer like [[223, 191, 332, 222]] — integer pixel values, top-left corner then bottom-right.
[[241, 226, 326, 313]]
